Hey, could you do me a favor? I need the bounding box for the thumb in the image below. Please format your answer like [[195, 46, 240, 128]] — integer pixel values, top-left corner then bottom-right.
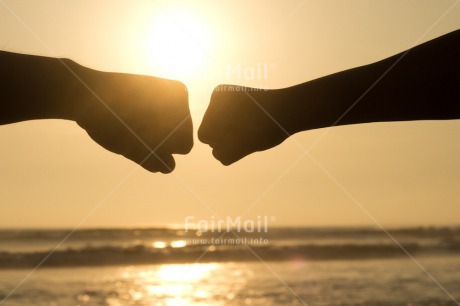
[[211, 134, 256, 166], [141, 153, 176, 174]]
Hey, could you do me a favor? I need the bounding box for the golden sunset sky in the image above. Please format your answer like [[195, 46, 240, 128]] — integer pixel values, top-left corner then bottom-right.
[[1, 0, 459, 228]]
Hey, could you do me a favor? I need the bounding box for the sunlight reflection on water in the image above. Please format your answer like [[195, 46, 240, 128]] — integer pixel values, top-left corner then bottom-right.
[[2, 258, 460, 305], [113, 263, 247, 305]]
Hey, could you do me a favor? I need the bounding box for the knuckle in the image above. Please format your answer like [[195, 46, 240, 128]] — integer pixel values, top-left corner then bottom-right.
[[198, 124, 211, 144]]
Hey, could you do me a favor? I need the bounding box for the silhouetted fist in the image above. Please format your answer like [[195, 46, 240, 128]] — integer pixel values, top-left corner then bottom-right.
[[199, 85, 290, 165], [76, 72, 193, 173]]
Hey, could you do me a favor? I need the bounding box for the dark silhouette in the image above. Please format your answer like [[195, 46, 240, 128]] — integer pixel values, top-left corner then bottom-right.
[[199, 30, 460, 165], [0, 51, 193, 173]]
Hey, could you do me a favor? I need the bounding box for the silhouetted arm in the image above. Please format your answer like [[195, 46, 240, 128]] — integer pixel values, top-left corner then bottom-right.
[[0, 51, 193, 173], [0, 51, 84, 124], [279, 29, 460, 134], [199, 30, 460, 165]]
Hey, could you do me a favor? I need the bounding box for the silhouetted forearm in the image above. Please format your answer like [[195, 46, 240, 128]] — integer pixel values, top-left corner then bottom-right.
[[0, 51, 89, 124], [276, 30, 460, 134], [0, 51, 193, 172]]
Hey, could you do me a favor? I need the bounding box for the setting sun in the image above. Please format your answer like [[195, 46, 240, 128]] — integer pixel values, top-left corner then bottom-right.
[[141, 10, 213, 80]]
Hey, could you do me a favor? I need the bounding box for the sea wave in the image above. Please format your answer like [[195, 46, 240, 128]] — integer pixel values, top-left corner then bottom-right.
[[1, 240, 460, 269], [1, 226, 460, 241]]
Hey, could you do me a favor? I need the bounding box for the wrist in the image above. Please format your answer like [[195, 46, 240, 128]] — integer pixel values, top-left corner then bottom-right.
[[54, 59, 102, 123], [269, 85, 328, 135], [275, 77, 354, 135]]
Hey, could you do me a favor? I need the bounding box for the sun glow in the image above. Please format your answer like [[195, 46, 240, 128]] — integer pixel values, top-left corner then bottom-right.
[[141, 10, 213, 80]]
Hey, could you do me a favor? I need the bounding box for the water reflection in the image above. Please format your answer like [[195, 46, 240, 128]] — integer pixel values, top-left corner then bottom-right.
[[115, 263, 224, 305], [4, 258, 459, 305], [170, 240, 187, 248], [156, 263, 217, 282]]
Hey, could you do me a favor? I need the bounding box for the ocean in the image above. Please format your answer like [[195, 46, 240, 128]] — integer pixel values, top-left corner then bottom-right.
[[0, 227, 459, 305]]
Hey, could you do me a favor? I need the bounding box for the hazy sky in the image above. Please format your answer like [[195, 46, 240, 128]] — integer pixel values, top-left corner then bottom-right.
[[1, 0, 459, 228]]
